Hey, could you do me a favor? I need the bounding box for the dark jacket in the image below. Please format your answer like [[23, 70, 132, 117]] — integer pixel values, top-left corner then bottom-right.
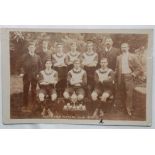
[[99, 47, 120, 70], [19, 53, 42, 79]]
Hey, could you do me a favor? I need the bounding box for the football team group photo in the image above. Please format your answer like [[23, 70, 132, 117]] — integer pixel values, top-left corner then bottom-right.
[[10, 30, 148, 121]]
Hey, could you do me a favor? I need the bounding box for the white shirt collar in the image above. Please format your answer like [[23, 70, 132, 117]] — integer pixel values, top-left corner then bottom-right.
[[44, 69, 53, 74], [70, 51, 78, 56], [86, 51, 94, 55], [29, 52, 35, 56], [99, 67, 108, 72], [56, 52, 64, 57], [73, 68, 81, 72], [105, 46, 112, 52]]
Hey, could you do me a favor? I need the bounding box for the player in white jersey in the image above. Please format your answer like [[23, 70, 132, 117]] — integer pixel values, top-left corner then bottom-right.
[[91, 58, 115, 118], [52, 43, 68, 96], [37, 59, 58, 118], [81, 41, 98, 93], [63, 59, 87, 111], [67, 42, 81, 71]]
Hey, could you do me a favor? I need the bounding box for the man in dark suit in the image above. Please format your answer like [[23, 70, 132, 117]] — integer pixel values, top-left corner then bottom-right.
[[19, 42, 42, 111], [115, 43, 142, 116], [99, 37, 120, 70]]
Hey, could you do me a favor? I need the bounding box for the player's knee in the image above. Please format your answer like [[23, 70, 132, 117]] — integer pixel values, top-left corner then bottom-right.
[[38, 93, 45, 101], [63, 91, 70, 99], [91, 91, 98, 101], [100, 92, 110, 102], [51, 93, 57, 101], [77, 94, 84, 101]]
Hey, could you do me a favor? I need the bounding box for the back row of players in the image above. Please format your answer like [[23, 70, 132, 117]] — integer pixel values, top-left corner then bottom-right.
[[19, 38, 121, 117]]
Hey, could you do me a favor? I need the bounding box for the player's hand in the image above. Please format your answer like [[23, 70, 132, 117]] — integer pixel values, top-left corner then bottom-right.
[[87, 63, 96, 67], [49, 80, 57, 85], [74, 83, 81, 86], [19, 74, 24, 77], [87, 63, 93, 67], [67, 62, 72, 65], [108, 76, 112, 79], [131, 72, 136, 78], [53, 81, 58, 85], [59, 64, 65, 67], [70, 80, 75, 85], [40, 81, 49, 85], [54, 62, 61, 66], [140, 76, 146, 82], [70, 79, 77, 85], [55, 62, 65, 67], [36, 74, 39, 79], [92, 61, 97, 66]]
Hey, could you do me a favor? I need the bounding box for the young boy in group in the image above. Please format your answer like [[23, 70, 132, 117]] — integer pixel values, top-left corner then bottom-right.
[[19, 41, 42, 112], [38, 59, 58, 118], [91, 58, 115, 118], [63, 59, 87, 111], [66, 42, 81, 71], [52, 43, 68, 96]]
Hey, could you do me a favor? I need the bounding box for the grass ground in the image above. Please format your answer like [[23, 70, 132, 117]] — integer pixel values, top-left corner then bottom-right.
[[10, 75, 146, 121]]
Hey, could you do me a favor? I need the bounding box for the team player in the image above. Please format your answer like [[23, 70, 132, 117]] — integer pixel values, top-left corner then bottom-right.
[[91, 58, 115, 118], [38, 59, 58, 118], [63, 59, 87, 110], [81, 41, 98, 92], [52, 43, 68, 96], [67, 42, 81, 71]]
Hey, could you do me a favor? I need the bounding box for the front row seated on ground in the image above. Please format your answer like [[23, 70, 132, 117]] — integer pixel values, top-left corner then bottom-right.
[[91, 58, 115, 118], [37, 58, 114, 118], [37, 59, 58, 118], [63, 59, 87, 111]]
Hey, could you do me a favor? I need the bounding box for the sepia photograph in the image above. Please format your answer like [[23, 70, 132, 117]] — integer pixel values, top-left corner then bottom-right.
[[1, 28, 152, 125]]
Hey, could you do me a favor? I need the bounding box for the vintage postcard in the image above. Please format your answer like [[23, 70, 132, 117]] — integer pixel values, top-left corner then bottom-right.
[[1, 27, 153, 125]]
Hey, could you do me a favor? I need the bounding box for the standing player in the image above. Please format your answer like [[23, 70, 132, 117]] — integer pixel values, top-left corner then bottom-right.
[[52, 43, 68, 96], [82, 41, 98, 92], [67, 42, 81, 71], [63, 59, 87, 110], [91, 58, 115, 118], [37, 59, 58, 118], [19, 42, 42, 112]]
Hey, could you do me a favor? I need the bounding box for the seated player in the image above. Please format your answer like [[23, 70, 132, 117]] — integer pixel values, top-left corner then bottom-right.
[[67, 42, 81, 71], [63, 59, 87, 111], [52, 43, 68, 96], [91, 58, 115, 118], [37, 59, 58, 118], [81, 41, 98, 93]]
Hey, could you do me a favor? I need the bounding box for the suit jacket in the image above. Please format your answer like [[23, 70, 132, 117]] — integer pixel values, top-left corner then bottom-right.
[[19, 53, 42, 79], [99, 47, 120, 70], [115, 52, 143, 85]]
